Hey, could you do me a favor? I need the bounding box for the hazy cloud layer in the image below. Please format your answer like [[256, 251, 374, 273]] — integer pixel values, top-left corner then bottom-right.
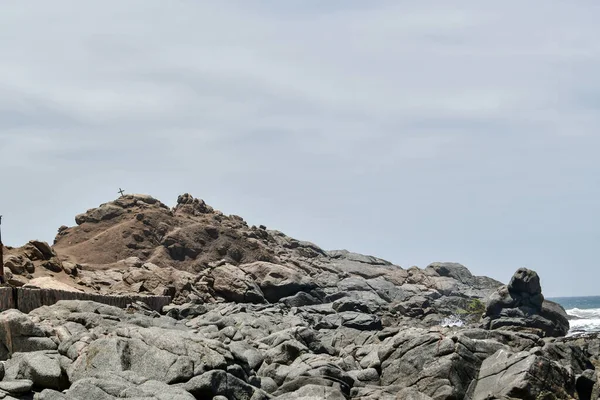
[[1, 1, 599, 296]]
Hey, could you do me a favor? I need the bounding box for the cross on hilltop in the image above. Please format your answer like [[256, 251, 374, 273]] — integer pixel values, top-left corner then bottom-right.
[[118, 188, 125, 197]]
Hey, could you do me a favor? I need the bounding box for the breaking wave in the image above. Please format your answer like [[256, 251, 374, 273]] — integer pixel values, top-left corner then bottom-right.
[[566, 308, 600, 336]]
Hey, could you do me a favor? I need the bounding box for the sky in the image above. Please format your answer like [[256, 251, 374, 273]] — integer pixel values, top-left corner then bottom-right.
[[1, 1, 599, 297]]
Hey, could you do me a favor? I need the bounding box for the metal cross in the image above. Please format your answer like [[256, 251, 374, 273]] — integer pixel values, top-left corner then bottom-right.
[[118, 188, 125, 197]]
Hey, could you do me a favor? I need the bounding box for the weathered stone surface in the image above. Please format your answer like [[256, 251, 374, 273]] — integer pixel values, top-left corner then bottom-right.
[[3, 351, 69, 390], [468, 348, 577, 400], [379, 328, 481, 399], [180, 370, 270, 400], [68, 327, 230, 384], [318, 312, 382, 331], [0, 379, 33, 394], [211, 264, 266, 303], [484, 268, 569, 337], [275, 384, 346, 399], [241, 262, 315, 302], [0, 193, 586, 400], [0, 310, 57, 359]]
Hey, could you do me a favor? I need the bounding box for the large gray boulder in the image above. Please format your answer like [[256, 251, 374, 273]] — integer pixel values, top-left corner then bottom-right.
[[68, 326, 231, 384], [211, 264, 266, 303], [378, 328, 486, 399], [241, 262, 315, 302], [484, 268, 569, 337], [179, 369, 271, 400], [467, 348, 577, 399], [4, 350, 69, 390], [0, 310, 57, 359], [39, 371, 195, 400]]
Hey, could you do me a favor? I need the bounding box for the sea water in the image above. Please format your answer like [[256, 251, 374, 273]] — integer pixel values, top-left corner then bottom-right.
[[440, 296, 600, 335], [550, 296, 600, 336]]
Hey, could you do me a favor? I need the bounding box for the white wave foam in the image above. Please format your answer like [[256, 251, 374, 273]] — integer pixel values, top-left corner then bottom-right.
[[568, 319, 600, 336], [441, 315, 465, 328], [566, 308, 600, 335], [566, 308, 600, 319]]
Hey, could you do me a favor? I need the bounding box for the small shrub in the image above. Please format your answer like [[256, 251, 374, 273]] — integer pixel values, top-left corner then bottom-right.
[[456, 298, 486, 321]]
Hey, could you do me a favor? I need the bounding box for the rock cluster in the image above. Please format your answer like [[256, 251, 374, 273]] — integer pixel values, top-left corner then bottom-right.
[[0, 292, 591, 400], [2, 240, 75, 288], [0, 194, 591, 399]]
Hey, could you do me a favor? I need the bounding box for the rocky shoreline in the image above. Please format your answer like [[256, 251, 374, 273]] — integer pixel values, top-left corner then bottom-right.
[[0, 194, 597, 399]]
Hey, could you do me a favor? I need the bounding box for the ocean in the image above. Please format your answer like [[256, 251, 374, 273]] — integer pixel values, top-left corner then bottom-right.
[[550, 296, 600, 336]]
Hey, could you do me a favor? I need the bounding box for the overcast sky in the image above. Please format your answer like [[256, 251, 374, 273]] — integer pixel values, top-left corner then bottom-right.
[[1, 1, 599, 297]]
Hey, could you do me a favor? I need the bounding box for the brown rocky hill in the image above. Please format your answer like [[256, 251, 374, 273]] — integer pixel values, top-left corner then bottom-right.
[[54, 193, 289, 271], [4, 194, 506, 322]]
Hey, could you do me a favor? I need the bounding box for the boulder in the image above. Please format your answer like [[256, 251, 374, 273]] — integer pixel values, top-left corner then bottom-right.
[[241, 262, 315, 302], [0, 379, 33, 395], [392, 296, 431, 318], [379, 328, 484, 399], [211, 264, 266, 303], [68, 327, 230, 384], [484, 268, 569, 337], [275, 384, 346, 399], [75, 204, 124, 225], [467, 348, 577, 399], [163, 303, 207, 320], [4, 351, 69, 390], [280, 291, 321, 308], [0, 310, 57, 359], [54, 371, 194, 400], [180, 370, 270, 400], [4, 255, 31, 275], [28, 240, 55, 259], [318, 312, 382, 331], [426, 262, 476, 286]]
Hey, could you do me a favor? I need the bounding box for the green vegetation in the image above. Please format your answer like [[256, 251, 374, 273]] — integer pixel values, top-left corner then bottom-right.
[[456, 298, 486, 321]]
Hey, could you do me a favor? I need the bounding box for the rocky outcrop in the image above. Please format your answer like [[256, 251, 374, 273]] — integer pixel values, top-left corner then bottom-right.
[[0, 194, 584, 399], [0, 294, 585, 400], [484, 268, 570, 337]]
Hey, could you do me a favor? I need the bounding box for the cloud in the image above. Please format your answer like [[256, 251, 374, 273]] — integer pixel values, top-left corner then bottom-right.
[[0, 1, 599, 296]]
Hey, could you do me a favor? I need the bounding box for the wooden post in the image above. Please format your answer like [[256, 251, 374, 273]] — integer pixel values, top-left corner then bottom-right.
[[0, 216, 4, 284]]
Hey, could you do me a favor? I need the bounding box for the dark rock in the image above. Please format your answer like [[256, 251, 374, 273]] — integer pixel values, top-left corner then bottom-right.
[[332, 298, 372, 314], [484, 268, 569, 337], [508, 267, 541, 295], [4, 255, 30, 275], [318, 312, 382, 331], [576, 369, 599, 400], [280, 291, 320, 308], [41, 258, 64, 273], [180, 370, 270, 400], [164, 303, 207, 320], [392, 296, 431, 318], [29, 240, 55, 259]]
